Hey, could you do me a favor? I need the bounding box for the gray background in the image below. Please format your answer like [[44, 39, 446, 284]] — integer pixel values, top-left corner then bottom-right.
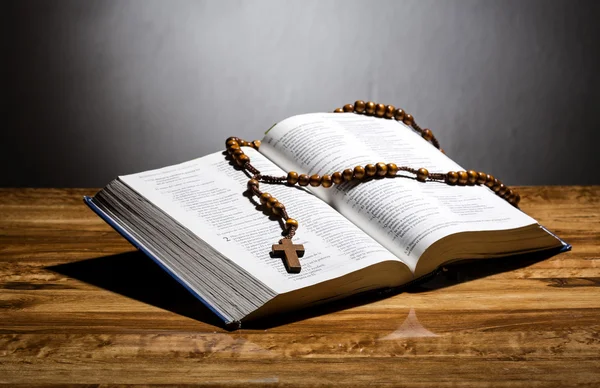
[[3, 0, 599, 187]]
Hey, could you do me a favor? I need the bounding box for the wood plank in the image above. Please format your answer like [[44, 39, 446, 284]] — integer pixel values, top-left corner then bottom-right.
[[0, 187, 598, 386]]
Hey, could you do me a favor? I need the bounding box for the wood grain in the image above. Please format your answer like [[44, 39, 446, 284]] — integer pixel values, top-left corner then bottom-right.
[[1, 187, 599, 387]]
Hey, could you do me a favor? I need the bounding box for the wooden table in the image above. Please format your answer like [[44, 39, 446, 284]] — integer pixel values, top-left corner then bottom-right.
[[1, 187, 599, 387]]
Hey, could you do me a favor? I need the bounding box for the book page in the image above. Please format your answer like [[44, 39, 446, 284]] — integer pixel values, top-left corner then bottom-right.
[[260, 113, 537, 273], [119, 149, 403, 294]]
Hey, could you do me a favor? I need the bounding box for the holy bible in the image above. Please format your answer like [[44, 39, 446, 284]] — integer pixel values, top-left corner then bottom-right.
[[86, 113, 569, 327]]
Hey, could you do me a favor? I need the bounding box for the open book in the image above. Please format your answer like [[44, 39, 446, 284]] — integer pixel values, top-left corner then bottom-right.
[[86, 113, 569, 327]]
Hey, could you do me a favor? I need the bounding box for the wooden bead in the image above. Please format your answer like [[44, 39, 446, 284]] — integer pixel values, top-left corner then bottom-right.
[[321, 174, 333, 188], [247, 179, 259, 189], [394, 108, 405, 121], [232, 149, 244, 158], [497, 184, 508, 196], [332, 172, 343, 184], [354, 100, 366, 113], [227, 143, 240, 153], [403, 114, 414, 126], [298, 174, 310, 186], [226, 139, 239, 149], [273, 202, 285, 216], [287, 171, 299, 185], [309, 174, 322, 187], [485, 174, 496, 188], [385, 105, 396, 119], [457, 171, 468, 185], [237, 154, 250, 165], [446, 171, 459, 185], [260, 193, 272, 205], [286, 218, 299, 229], [365, 101, 376, 115], [376, 162, 387, 177], [417, 168, 429, 182], [375, 103, 386, 117], [477, 172, 487, 185], [343, 104, 354, 112], [386, 163, 398, 177], [513, 193, 521, 205], [353, 166, 366, 180], [252, 140, 261, 149], [342, 169, 354, 181], [492, 180, 502, 192], [365, 164, 377, 177], [267, 196, 278, 209], [226, 136, 239, 144], [422, 129, 433, 141], [334, 108, 344, 113], [467, 170, 478, 185], [503, 189, 513, 200], [239, 140, 248, 147]]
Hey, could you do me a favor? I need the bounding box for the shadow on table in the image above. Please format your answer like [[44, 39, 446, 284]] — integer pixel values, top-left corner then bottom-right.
[[47, 250, 225, 328], [47, 246, 565, 330]]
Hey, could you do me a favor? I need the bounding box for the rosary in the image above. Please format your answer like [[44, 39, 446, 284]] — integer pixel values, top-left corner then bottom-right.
[[225, 100, 521, 274]]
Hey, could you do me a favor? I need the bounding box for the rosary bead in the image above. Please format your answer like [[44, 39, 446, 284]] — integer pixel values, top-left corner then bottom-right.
[[457, 171, 468, 185], [497, 184, 508, 196], [226, 137, 239, 147], [385, 105, 396, 119], [353, 166, 366, 180], [403, 114, 414, 126], [513, 193, 521, 205], [422, 129, 433, 141], [334, 108, 344, 113], [273, 202, 285, 216], [321, 174, 333, 188], [386, 163, 398, 177], [376, 162, 388, 177], [332, 172, 343, 184], [343, 168, 354, 181], [343, 104, 354, 112], [365, 164, 377, 177], [271, 202, 285, 216], [287, 171, 299, 185], [394, 108, 405, 121], [309, 174, 322, 187], [247, 179, 259, 189], [492, 180, 502, 192], [298, 174, 310, 186], [375, 103, 386, 118], [485, 174, 496, 188], [267, 196, 278, 209], [226, 139, 239, 148], [365, 101, 376, 115], [416, 168, 429, 182], [237, 154, 250, 165], [354, 100, 366, 113], [467, 170, 478, 185], [239, 140, 249, 147], [260, 192, 272, 205], [252, 140, 261, 149], [503, 189, 513, 200], [477, 172, 487, 185], [232, 149, 244, 158], [228, 143, 240, 153], [286, 218, 299, 229], [446, 171, 459, 185]]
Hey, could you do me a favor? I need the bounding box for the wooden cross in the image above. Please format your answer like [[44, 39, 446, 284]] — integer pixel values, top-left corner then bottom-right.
[[272, 239, 305, 274]]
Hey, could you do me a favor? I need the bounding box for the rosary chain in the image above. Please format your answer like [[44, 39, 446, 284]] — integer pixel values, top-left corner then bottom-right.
[[225, 100, 521, 244]]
